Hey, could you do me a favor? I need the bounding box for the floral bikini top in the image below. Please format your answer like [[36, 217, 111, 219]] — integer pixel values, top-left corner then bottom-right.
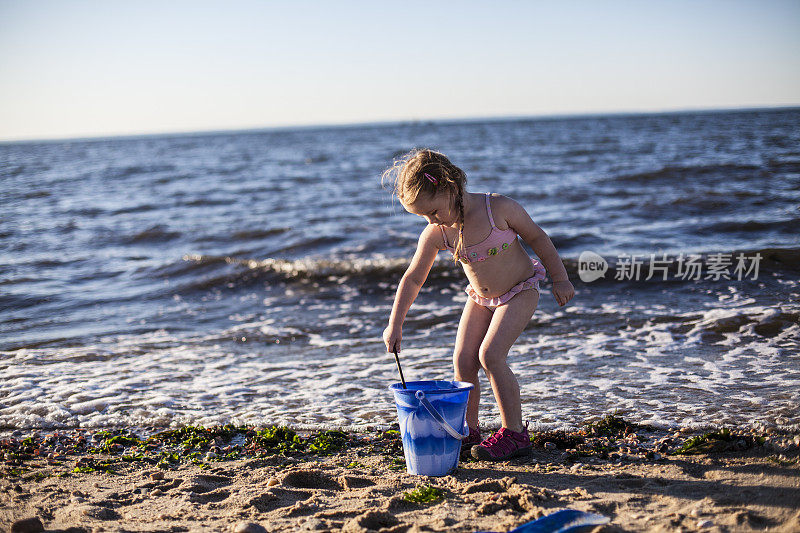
[[440, 193, 518, 263]]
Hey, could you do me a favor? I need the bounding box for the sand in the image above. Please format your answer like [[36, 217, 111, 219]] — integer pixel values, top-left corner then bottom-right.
[[1, 422, 799, 532]]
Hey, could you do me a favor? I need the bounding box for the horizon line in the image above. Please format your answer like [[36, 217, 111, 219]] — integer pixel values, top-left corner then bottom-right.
[[2, 103, 799, 146]]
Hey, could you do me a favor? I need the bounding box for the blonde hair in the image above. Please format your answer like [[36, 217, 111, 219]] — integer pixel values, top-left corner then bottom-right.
[[381, 148, 468, 264]]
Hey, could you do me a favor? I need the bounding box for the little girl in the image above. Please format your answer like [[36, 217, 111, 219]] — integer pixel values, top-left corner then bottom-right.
[[381, 148, 575, 462]]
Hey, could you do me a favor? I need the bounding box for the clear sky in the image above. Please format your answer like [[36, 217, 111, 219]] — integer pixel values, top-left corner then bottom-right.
[[1, 0, 798, 141]]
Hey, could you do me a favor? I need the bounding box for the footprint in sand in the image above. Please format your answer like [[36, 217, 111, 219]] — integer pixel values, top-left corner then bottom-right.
[[248, 469, 349, 515], [188, 488, 231, 504], [180, 473, 233, 504], [340, 475, 376, 491], [342, 510, 400, 533], [460, 476, 554, 516], [180, 473, 233, 493], [281, 469, 343, 491], [249, 488, 313, 513]]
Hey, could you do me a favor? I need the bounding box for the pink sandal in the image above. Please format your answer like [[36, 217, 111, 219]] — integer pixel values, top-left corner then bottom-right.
[[471, 423, 531, 461], [460, 426, 482, 457]]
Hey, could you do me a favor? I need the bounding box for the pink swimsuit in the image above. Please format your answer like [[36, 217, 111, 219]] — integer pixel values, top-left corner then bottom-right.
[[440, 193, 547, 311]]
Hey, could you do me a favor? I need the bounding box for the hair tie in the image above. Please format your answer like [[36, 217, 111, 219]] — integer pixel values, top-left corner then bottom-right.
[[424, 172, 438, 185]]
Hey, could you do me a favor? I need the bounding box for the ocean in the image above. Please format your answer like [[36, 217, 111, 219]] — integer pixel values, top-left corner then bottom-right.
[[1, 107, 799, 435]]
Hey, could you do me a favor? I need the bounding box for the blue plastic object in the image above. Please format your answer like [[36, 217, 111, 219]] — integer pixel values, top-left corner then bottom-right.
[[389, 380, 473, 476], [477, 509, 610, 533]]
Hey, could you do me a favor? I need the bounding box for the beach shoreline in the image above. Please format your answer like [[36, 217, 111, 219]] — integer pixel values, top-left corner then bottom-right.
[[2, 417, 799, 532]]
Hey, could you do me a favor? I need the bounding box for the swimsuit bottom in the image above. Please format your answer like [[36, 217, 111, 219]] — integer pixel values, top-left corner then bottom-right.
[[465, 257, 546, 312]]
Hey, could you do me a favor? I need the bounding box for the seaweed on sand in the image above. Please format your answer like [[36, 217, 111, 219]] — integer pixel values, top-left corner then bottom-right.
[[73, 457, 117, 474], [581, 411, 654, 437], [150, 424, 244, 450], [403, 484, 445, 504], [309, 430, 349, 455], [529, 430, 584, 450], [672, 428, 766, 455], [250, 425, 306, 455]]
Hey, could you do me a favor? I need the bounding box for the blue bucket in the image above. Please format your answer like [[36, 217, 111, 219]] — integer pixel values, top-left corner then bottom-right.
[[389, 380, 474, 476]]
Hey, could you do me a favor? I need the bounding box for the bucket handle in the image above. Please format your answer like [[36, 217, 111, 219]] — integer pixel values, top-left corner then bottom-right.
[[415, 390, 469, 440]]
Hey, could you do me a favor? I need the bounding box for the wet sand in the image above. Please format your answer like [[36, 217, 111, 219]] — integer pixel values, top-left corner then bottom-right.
[[1, 419, 799, 532]]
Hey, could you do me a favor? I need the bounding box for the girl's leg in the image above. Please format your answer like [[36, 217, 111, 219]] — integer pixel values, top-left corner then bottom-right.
[[453, 298, 494, 429], [478, 289, 539, 433]]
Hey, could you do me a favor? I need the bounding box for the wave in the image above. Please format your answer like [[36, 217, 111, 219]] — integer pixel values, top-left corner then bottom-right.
[[187, 227, 291, 245], [64, 206, 106, 217], [563, 147, 613, 157], [181, 197, 234, 207], [111, 203, 158, 215], [21, 190, 51, 199], [0, 293, 52, 313], [622, 305, 799, 339], [691, 308, 798, 339], [0, 162, 50, 178], [104, 164, 176, 181], [170, 246, 799, 293], [766, 158, 800, 173], [231, 227, 291, 240], [155, 172, 193, 184], [124, 224, 182, 244], [550, 232, 605, 249], [0, 164, 25, 178], [23, 257, 78, 268], [703, 219, 800, 234], [177, 253, 414, 289], [0, 276, 42, 286], [612, 163, 765, 184]]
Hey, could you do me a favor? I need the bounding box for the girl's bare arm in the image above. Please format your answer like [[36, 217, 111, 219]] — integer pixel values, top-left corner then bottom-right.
[[500, 196, 569, 282], [388, 224, 442, 327]]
